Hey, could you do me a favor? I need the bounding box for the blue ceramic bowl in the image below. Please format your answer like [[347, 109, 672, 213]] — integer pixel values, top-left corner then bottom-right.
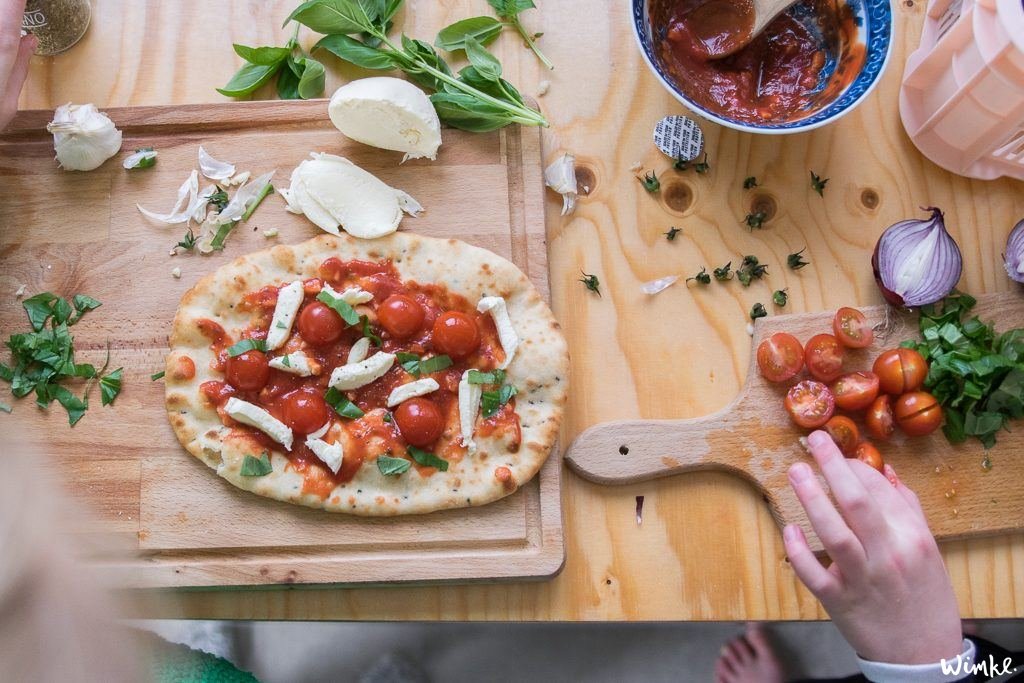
[[631, 0, 894, 134]]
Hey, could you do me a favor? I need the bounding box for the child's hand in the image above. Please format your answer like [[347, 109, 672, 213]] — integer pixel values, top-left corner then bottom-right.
[[785, 430, 963, 665], [1, 0, 35, 131]]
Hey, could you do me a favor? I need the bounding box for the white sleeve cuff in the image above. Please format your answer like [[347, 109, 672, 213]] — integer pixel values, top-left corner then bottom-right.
[[857, 639, 976, 683]]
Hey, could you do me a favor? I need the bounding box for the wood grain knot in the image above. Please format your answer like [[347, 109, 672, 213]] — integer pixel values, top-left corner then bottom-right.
[[662, 181, 694, 213], [575, 166, 596, 195], [750, 193, 778, 221], [860, 188, 880, 210]]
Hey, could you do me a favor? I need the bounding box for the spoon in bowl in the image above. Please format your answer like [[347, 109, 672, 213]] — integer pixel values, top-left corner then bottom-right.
[[682, 0, 798, 59]]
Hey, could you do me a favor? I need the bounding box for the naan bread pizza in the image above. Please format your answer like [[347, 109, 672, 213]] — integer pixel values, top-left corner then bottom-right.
[[164, 233, 568, 514]]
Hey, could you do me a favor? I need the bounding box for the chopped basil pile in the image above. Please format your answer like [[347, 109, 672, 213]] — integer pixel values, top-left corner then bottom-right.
[[903, 292, 1024, 450], [0, 292, 122, 424]]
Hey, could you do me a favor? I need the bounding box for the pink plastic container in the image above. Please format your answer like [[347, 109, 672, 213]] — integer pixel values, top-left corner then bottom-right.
[[900, 0, 1024, 180]]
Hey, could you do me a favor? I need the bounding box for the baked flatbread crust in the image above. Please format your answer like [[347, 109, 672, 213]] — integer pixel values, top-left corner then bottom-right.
[[164, 233, 568, 515]]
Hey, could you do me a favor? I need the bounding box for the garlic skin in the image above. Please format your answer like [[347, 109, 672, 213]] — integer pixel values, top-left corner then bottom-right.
[[46, 103, 123, 171], [543, 152, 578, 216]]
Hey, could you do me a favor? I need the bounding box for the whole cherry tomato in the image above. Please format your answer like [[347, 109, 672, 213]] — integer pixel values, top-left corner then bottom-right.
[[297, 301, 344, 346], [854, 442, 884, 472], [894, 391, 944, 437], [804, 334, 845, 382], [784, 380, 835, 429], [865, 394, 896, 441], [872, 347, 928, 396], [756, 332, 804, 383], [378, 294, 425, 339], [432, 311, 481, 359], [824, 415, 860, 455], [393, 397, 445, 447], [225, 350, 270, 391], [830, 371, 880, 412], [280, 389, 331, 435], [833, 307, 874, 349]]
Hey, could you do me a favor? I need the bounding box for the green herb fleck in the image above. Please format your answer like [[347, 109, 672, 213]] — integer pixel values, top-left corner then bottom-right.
[[772, 289, 789, 307], [750, 303, 768, 320], [383, 412, 393, 423], [745, 211, 768, 230], [360, 315, 382, 346], [207, 187, 230, 212], [468, 369, 506, 385], [693, 153, 710, 174], [0, 402, 11, 414], [408, 445, 449, 471], [810, 171, 829, 197], [240, 451, 273, 476], [787, 248, 810, 270], [713, 262, 733, 282], [227, 338, 268, 357], [377, 454, 412, 476], [151, 371, 165, 381], [743, 176, 758, 190], [687, 268, 711, 286], [579, 271, 601, 297], [175, 228, 198, 252], [664, 226, 682, 241], [127, 147, 157, 170]]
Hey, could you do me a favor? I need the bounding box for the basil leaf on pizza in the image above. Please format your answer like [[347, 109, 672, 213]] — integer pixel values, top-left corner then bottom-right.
[[240, 451, 273, 476], [377, 454, 411, 476], [164, 233, 568, 515]]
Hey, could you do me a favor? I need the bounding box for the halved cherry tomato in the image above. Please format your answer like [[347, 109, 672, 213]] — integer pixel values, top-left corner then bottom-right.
[[432, 311, 481, 359], [804, 334, 845, 382], [854, 442, 884, 472], [784, 380, 835, 429], [756, 332, 804, 383], [830, 371, 880, 411], [865, 394, 896, 441], [378, 294, 425, 340], [824, 415, 859, 455], [297, 301, 344, 346], [833, 307, 874, 349], [225, 350, 270, 391], [393, 397, 445, 447], [872, 347, 928, 396], [894, 391, 943, 437], [280, 389, 331, 435]]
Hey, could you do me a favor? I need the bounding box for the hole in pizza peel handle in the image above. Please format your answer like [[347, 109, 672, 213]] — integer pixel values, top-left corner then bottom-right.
[[619, 444, 629, 455], [635, 495, 644, 526]]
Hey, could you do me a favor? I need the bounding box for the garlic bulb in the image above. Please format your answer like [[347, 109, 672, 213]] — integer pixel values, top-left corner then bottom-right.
[[46, 103, 123, 171], [543, 152, 578, 216]]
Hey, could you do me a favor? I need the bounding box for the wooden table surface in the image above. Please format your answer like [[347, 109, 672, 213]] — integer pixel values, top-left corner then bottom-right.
[[16, 0, 1024, 620]]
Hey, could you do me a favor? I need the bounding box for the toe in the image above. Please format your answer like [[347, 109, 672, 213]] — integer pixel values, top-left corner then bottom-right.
[[745, 622, 771, 655], [729, 638, 754, 664], [714, 659, 734, 683], [719, 645, 739, 675]]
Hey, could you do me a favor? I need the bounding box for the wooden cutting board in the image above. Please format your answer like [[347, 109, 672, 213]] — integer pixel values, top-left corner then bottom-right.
[[0, 100, 563, 588], [566, 293, 1024, 552]]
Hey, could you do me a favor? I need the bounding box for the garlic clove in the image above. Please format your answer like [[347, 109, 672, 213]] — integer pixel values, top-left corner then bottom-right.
[[47, 103, 123, 172], [544, 152, 578, 216]]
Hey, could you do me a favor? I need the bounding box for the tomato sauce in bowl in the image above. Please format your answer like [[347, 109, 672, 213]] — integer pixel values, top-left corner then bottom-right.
[[652, 0, 865, 125]]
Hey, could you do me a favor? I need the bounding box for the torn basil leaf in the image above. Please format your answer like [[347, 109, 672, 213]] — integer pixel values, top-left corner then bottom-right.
[[99, 367, 123, 406], [481, 383, 517, 417], [227, 338, 268, 357], [317, 290, 361, 326], [325, 387, 365, 419], [377, 454, 411, 476], [408, 446, 449, 471], [468, 368, 505, 385], [240, 451, 273, 476]]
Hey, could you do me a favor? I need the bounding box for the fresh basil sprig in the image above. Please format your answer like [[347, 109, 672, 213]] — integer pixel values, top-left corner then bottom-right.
[[484, 0, 552, 69], [435, 1, 552, 71], [292, 0, 547, 131], [218, 27, 325, 100]]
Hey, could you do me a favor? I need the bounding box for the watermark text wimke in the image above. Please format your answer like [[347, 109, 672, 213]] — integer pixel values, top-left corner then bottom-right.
[[941, 653, 1018, 679]]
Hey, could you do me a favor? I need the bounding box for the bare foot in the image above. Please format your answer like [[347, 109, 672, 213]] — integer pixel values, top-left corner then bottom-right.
[[714, 623, 784, 683]]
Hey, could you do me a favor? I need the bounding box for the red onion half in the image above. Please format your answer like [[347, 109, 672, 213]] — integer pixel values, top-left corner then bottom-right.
[[1004, 218, 1024, 284], [871, 207, 962, 308]]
